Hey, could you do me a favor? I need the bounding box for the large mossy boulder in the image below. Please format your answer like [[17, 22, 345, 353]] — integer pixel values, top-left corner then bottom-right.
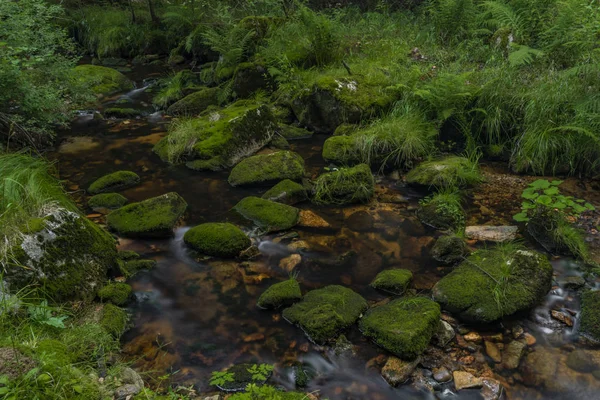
[[262, 179, 308, 205], [98, 282, 132, 306], [154, 100, 277, 169], [283, 285, 367, 343], [369, 269, 413, 295], [579, 290, 600, 342], [88, 193, 128, 210], [166, 87, 220, 116], [5, 209, 117, 302], [88, 171, 140, 194], [278, 124, 313, 140], [417, 194, 465, 232], [100, 304, 129, 338], [233, 196, 299, 232], [183, 223, 250, 258], [432, 248, 553, 323], [405, 156, 482, 189], [322, 135, 360, 165], [232, 62, 272, 98], [74, 65, 134, 95], [107, 192, 187, 237], [257, 278, 302, 309], [228, 151, 305, 187], [359, 297, 441, 359], [313, 164, 374, 205], [431, 235, 467, 264]]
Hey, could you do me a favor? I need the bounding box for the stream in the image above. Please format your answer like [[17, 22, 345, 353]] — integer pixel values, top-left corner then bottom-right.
[[50, 63, 600, 400]]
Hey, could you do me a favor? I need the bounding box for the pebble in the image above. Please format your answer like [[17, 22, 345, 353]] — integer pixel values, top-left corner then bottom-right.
[[502, 340, 527, 369], [297, 210, 331, 229], [484, 341, 502, 363], [551, 310, 574, 326], [114, 384, 141, 399], [524, 332, 537, 346], [512, 325, 524, 338], [381, 356, 421, 386], [433, 320, 455, 347], [453, 371, 483, 390], [279, 254, 301, 272], [464, 332, 482, 343], [433, 367, 452, 383], [481, 378, 503, 400]]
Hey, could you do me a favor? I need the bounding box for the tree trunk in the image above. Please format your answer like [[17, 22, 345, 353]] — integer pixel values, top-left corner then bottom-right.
[[147, 0, 159, 25]]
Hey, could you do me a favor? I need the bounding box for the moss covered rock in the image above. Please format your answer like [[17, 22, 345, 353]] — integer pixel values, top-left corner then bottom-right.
[[359, 297, 441, 359], [228, 151, 305, 187], [232, 62, 272, 98], [74, 65, 134, 95], [278, 124, 313, 140], [88, 171, 140, 194], [183, 223, 250, 257], [282, 285, 367, 343], [120, 259, 157, 277], [579, 290, 600, 342], [370, 269, 413, 295], [257, 278, 302, 309], [6, 209, 117, 302], [214, 363, 273, 392], [154, 100, 277, 169], [262, 179, 308, 205], [88, 193, 128, 210], [313, 164, 374, 205], [417, 195, 465, 232], [166, 87, 220, 116], [431, 235, 467, 264], [405, 156, 482, 189], [322, 135, 360, 165], [100, 303, 129, 337], [432, 248, 553, 323], [98, 282, 132, 305], [107, 192, 187, 237], [233, 196, 299, 232]]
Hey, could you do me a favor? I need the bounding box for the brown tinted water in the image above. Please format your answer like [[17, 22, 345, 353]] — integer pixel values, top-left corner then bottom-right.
[[50, 64, 600, 400]]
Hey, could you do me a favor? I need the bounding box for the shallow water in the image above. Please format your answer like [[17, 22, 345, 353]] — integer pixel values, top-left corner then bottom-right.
[[50, 63, 600, 399]]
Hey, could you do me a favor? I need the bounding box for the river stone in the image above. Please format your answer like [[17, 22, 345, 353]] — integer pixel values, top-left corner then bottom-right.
[[228, 151, 305, 187], [107, 192, 187, 237], [417, 197, 465, 232], [432, 248, 553, 323], [465, 225, 518, 242], [369, 269, 413, 295], [359, 297, 441, 359], [262, 179, 308, 205], [453, 371, 483, 390], [233, 196, 299, 232], [566, 349, 597, 372], [405, 156, 482, 189], [183, 223, 250, 257], [114, 384, 140, 399], [560, 276, 586, 290], [282, 285, 367, 343], [433, 367, 452, 383], [121, 367, 144, 389], [431, 235, 467, 264], [257, 279, 302, 309], [98, 283, 132, 306], [278, 123, 313, 140], [381, 356, 421, 386], [503, 340, 526, 369], [578, 290, 600, 342], [166, 87, 220, 116], [346, 210, 375, 232], [313, 164, 375, 205], [88, 193, 128, 210], [481, 378, 503, 400], [297, 210, 331, 229], [433, 320, 455, 347], [74, 65, 133, 95], [88, 171, 140, 194], [484, 340, 502, 363]]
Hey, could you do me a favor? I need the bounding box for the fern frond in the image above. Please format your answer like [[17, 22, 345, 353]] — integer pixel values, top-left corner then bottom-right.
[[508, 44, 544, 67]]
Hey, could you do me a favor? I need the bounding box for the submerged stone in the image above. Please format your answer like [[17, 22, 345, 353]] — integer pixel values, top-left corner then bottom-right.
[[228, 151, 305, 187], [579, 290, 600, 342], [369, 269, 413, 295], [278, 124, 313, 140], [107, 192, 187, 237], [88, 193, 128, 210], [88, 171, 140, 194], [257, 278, 302, 309], [98, 282, 132, 306], [262, 179, 308, 205], [233, 196, 299, 232], [432, 248, 553, 323], [405, 156, 482, 189], [282, 285, 367, 343], [431, 235, 467, 264], [417, 196, 465, 232], [359, 297, 441, 359], [183, 223, 250, 258], [313, 164, 375, 205], [120, 259, 157, 277], [381, 356, 421, 386], [74, 65, 134, 95], [465, 226, 518, 242], [166, 87, 220, 116]]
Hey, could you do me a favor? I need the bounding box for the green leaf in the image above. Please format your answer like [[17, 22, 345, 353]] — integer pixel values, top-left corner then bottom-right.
[[513, 212, 529, 222], [544, 187, 559, 196], [522, 188, 539, 199], [530, 179, 550, 189], [551, 180, 563, 186], [522, 202, 535, 210], [536, 195, 552, 205], [585, 203, 595, 210], [552, 202, 567, 209]]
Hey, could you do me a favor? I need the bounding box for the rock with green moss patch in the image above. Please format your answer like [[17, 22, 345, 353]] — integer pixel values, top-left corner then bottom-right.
[[185, 158, 224, 171], [100, 303, 129, 337], [579, 290, 600, 343], [418, 196, 465, 232], [322, 135, 359, 165], [117, 250, 139, 261], [333, 123, 358, 136], [98, 283, 132, 305], [74, 65, 134, 95], [120, 259, 157, 277], [406, 156, 482, 189], [282, 285, 367, 343], [166, 87, 220, 116], [257, 279, 302, 309], [233, 196, 299, 232], [228, 151, 305, 187], [6, 209, 117, 302], [432, 248, 552, 323], [215, 363, 273, 392], [107, 192, 187, 237], [88, 193, 128, 210], [183, 223, 250, 257], [36, 339, 71, 365], [262, 180, 308, 205], [359, 297, 440, 359], [269, 135, 290, 150], [232, 62, 272, 98], [278, 124, 313, 140], [103, 108, 143, 118], [370, 269, 413, 295], [88, 171, 140, 194], [154, 100, 277, 169], [313, 164, 374, 205], [431, 235, 467, 264]]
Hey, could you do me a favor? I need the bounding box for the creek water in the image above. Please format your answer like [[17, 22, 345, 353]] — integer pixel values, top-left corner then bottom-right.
[[50, 63, 600, 399]]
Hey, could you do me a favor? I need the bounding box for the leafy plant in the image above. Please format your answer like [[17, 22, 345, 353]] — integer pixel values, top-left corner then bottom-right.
[[27, 300, 68, 329], [247, 363, 273, 382], [209, 370, 235, 387]]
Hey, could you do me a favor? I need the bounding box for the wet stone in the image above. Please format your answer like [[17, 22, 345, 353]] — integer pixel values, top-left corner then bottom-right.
[[114, 384, 141, 399], [481, 378, 503, 400], [551, 310, 574, 326], [464, 332, 482, 343], [453, 371, 483, 390], [433, 367, 452, 383], [345, 210, 375, 232], [484, 341, 502, 363], [297, 210, 331, 229], [465, 225, 518, 242], [566, 349, 597, 372], [381, 356, 421, 386], [279, 254, 302, 273], [502, 340, 526, 369], [560, 275, 586, 290], [433, 320, 455, 347]]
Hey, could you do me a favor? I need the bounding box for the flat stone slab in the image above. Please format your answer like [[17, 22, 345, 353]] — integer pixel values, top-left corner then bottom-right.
[[465, 225, 518, 242]]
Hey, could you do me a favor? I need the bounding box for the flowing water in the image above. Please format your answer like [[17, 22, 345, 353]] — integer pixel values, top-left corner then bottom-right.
[[50, 63, 600, 399]]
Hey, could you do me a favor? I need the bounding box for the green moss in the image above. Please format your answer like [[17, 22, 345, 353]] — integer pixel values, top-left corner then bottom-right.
[[580, 290, 600, 342], [100, 304, 129, 337], [528, 211, 589, 259], [183, 223, 250, 257], [359, 297, 440, 359], [432, 248, 553, 322], [322, 135, 359, 165], [257, 278, 302, 309], [418, 191, 465, 232], [282, 285, 367, 343], [88, 171, 140, 194], [117, 250, 139, 261], [232, 62, 272, 98], [405, 156, 483, 189], [370, 269, 413, 295], [103, 108, 142, 118], [185, 157, 224, 171], [278, 124, 313, 140], [166, 87, 220, 116], [262, 179, 308, 205], [88, 193, 128, 209], [121, 259, 157, 277], [98, 283, 132, 305], [233, 196, 299, 232], [36, 339, 71, 366], [431, 235, 467, 264], [74, 65, 133, 95], [333, 123, 358, 136], [228, 151, 305, 187], [107, 192, 187, 237], [313, 164, 374, 205]]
